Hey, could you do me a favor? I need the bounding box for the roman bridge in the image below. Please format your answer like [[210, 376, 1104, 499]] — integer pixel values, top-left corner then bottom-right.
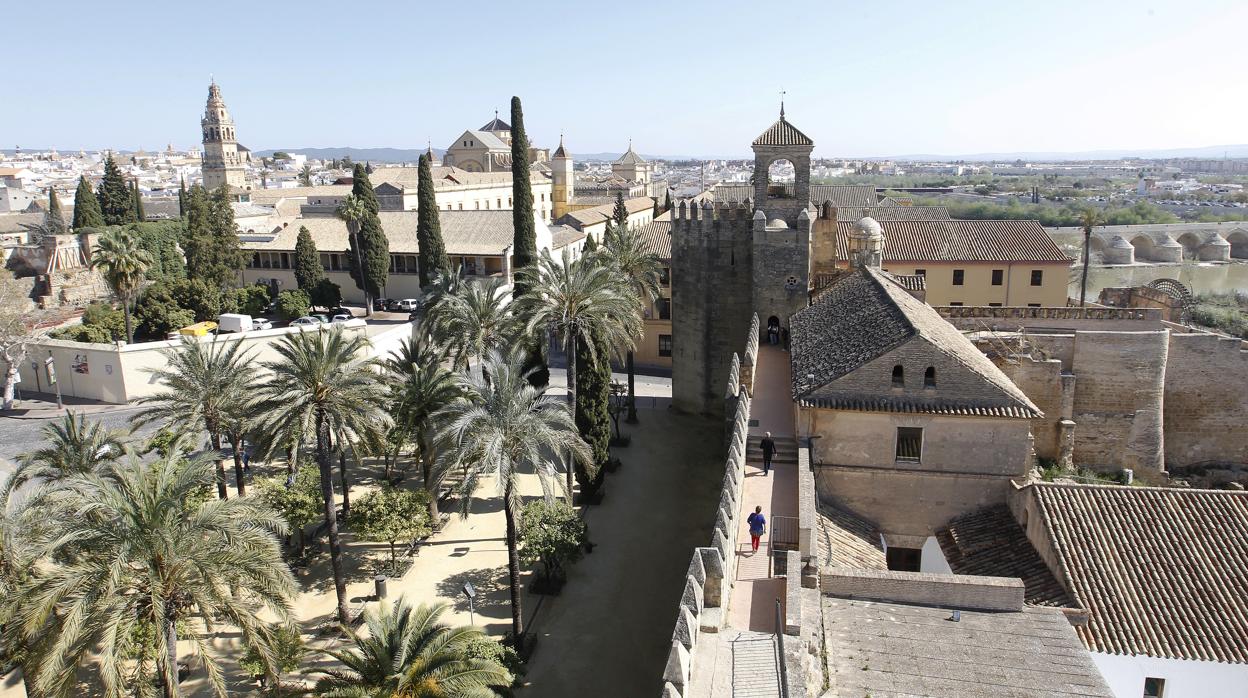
[[1048, 221, 1248, 264]]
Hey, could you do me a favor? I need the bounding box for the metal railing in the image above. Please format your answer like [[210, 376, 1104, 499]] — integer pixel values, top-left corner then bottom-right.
[[775, 599, 789, 698], [771, 515, 799, 551]]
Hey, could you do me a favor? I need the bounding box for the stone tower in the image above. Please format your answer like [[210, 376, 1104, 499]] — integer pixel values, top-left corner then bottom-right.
[[551, 135, 574, 219], [201, 81, 247, 190], [671, 107, 817, 416]]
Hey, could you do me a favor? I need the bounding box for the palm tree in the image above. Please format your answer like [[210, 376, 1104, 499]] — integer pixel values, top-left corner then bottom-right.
[[1079, 207, 1104, 307], [386, 334, 462, 521], [437, 348, 591, 642], [10, 442, 297, 698], [430, 277, 514, 375], [134, 337, 258, 498], [314, 598, 510, 697], [602, 225, 663, 423], [337, 194, 373, 315], [256, 326, 390, 625], [2, 412, 125, 503], [513, 248, 642, 493], [91, 227, 154, 343]]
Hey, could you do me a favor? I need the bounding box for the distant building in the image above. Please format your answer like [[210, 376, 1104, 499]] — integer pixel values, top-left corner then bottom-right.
[[442, 112, 549, 173], [200, 81, 251, 189]]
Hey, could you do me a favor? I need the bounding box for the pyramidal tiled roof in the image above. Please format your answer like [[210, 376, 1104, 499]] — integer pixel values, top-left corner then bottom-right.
[[480, 114, 510, 132], [553, 136, 568, 159], [614, 143, 646, 165], [752, 116, 813, 147]]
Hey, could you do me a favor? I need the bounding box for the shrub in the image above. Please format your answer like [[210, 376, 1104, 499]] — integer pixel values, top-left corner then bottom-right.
[[238, 625, 304, 691], [308, 278, 342, 310], [274, 289, 310, 321], [518, 500, 587, 589], [133, 282, 196, 339], [350, 486, 433, 574], [462, 635, 525, 686], [233, 284, 272, 316], [52, 302, 126, 343]]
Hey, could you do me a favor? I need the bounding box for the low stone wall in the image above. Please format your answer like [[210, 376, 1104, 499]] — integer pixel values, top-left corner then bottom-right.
[[938, 305, 1162, 333], [820, 567, 1024, 612]]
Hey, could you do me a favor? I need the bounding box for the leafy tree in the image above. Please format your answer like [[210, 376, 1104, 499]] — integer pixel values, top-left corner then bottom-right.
[[309, 278, 343, 310], [2, 413, 124, 503], [603, 224, 662, 422], [130, 180, 146, 221], [96, 155, 135, 226], [256, 466, 322, 556], [256, 327, 390, 625], [50, 301, 126, 343], [293, 225, 324, 291], [271, 151, 291, 160], [436, 348, 591, 641], [275, 288, 310, 321], [574, 335, 611, 494], [43, 187, 66, 236], [92, 227, 154, 343], [0, 272, 51, 409], [133, 282, 196, 339], [9, 445, 297, 698], [238, 625, 304, 693], [71, 175, 103, 230], [510, 96, 537, 296], [416, 152, 451, 287], [234, 283, 272, 316], [135, 337, 259, 499], [350, 486, 432, 574], [298, 165, 313, 187], [169, 276, 223, 321], [385, 334, 462, 520], [519, 500, 587, 584], [130, 220, 187, 282], [314, 598, 510, 697]]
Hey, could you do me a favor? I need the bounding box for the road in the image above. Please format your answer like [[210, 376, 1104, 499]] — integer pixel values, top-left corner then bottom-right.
[[0, 407, 158, 474]]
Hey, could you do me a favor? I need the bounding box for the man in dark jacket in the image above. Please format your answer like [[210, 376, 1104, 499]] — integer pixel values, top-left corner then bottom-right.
[[761, 432, 775, 476]]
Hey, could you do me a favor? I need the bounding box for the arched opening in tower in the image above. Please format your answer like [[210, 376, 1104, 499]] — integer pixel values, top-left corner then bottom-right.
[[766, 159, 795, 199]]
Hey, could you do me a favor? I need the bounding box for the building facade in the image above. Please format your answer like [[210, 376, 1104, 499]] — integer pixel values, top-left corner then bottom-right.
[[200, 81, 250, 190]]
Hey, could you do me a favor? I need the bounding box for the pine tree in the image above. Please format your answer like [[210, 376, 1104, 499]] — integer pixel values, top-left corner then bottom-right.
[[130, 180, 145, 222], [44, 187, 67, 236], [416, 152, 451, 287], [294, 225, 324, 291], [573, 335, 611, 496], [71, 175, 104, 230], [97, 155, 135, 226], [509, 96, 537, 297]]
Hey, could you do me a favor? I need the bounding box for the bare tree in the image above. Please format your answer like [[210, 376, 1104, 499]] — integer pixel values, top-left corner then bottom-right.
[[0, 273, 48, 411]]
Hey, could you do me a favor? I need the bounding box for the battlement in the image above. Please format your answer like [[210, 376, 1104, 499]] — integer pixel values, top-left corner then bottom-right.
[[671, 199, 756, 230]]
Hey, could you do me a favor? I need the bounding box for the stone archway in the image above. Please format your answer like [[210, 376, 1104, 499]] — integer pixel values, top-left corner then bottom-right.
[[1227, 230, 1248, 259], [1129, 235, 1156, 262], [1176, 232, 1203, 260]]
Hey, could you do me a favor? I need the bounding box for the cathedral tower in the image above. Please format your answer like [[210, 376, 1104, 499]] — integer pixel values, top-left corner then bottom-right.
[[201, 81, 248, 190], [551, 135, 574, 219]]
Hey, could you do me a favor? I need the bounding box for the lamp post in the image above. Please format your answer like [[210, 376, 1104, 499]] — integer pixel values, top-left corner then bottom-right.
[[45, 355, 62, 411]]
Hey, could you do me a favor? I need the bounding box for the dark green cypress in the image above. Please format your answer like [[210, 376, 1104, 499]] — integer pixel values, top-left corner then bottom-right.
[[45, 187, 67, 236], [178, 177, 187, 218], [583, 230, 598, 253], [184, 185, 244, 290], [612, 191, 628, 228], [416, 153, 451, 287], [509, 96, 537, 296], [351, 163, 379, 214], [346, 212, 389, 300], [663, 189, 672, 213], [71, 176, 104, 230], [652, 197, 660, 220], [131, 180, 146, 222], [293, 225, 324, 291], [574, 335, 611, 495], [97, 155, 135, 226]]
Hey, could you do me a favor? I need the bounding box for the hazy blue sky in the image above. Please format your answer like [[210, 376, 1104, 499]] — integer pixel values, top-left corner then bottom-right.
[[3, 0, 1245, 157]]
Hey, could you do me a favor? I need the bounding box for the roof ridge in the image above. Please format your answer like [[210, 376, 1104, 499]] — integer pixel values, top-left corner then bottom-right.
[[1030, 480, 1248, 495]]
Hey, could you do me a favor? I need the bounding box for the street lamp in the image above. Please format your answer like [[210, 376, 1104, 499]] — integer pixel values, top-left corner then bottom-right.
[[462, 581, 477, 627]]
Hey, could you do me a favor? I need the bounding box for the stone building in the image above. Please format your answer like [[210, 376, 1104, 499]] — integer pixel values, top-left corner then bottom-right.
[[610, 141, 655, 196], [441, 112, 549, 173], [200, 81, 251, 190]]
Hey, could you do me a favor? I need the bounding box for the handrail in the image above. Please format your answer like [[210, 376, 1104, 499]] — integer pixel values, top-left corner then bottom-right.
[[775, 599, 789, 697]]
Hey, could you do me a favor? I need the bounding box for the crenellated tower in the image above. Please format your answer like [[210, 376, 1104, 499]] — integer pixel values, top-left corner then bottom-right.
[[201, 80, 247, 189]]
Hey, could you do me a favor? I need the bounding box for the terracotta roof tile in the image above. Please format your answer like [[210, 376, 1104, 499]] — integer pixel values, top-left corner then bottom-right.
[[937, 506, 1072, 607], [817, 502, 886, 570], [834, 219, 1071, 263], [752, 117, 814, 147], [634, 214, 671, 260]]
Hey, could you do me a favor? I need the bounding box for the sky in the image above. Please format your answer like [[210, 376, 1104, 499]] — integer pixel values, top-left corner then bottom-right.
[[2, 0, 1246, 159]]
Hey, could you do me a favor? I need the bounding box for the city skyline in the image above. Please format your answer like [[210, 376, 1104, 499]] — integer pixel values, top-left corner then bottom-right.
[[2, 0, 1246, 158]]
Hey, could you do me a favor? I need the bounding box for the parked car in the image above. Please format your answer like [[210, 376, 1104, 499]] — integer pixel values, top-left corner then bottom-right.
[[251, 318, 273, 331], [327, 306, 353, 318], [310, 314, 331, 324], [394, 298, 420, 312], [331, 314, 352, 323], [384, 299, 403, 312], [289, 316, 321, 327], [373, 298, 390, 311]]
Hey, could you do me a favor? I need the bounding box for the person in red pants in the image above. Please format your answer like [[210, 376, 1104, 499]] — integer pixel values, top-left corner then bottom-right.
[[747, 506, 766, 553]]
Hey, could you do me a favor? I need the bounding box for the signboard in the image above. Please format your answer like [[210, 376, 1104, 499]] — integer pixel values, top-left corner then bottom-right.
[[44, 357, 56, 385]]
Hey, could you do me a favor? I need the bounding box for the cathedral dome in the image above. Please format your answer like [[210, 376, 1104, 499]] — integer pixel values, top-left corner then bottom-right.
[[852, 216, 882, 238]]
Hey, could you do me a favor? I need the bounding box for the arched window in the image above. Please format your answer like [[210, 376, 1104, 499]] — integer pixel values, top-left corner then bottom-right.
[[924, 367, 936, 388], [891, 365, 904, 388]]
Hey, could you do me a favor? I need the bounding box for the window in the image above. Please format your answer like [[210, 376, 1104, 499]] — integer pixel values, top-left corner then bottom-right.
[[458, 203, 463, 210], [658, 334, 673, 357], [989, 302, 1002, 307], [1031, 269, 1043, 286], [896, 427, 922, 461], [952, 269, 965, 286], [914, 269, 926, 277], [659, 267, 671, 286], [991, 269, 1004, 286], [924, 367, 936, 388], [949, 302, 964, 306], [886, 547, 922, 572], [656, 297, 671, 320], [891, 365, 904, 388], [497, 198, 502, 208], [1028, 303, 1041, 308], [1143, 678, 1165, 698]]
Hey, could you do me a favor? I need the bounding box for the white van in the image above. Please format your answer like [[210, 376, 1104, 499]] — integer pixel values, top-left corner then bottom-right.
[[217, 314, 252, 333]]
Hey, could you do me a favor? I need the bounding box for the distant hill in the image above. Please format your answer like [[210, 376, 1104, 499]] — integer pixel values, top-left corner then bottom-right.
[[881, 144, 1248, 163], [253, 147, 445, 163]]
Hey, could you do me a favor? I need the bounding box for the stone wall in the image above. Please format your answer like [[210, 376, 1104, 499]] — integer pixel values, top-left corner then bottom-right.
[[820, 568, 1025, 611], [1000, 355, 1069, 461], [752, 211, 811, 336], [1163, 332, 1248, 466], [1069, 331, 1168, 471], [938, 305, 1162, 332]]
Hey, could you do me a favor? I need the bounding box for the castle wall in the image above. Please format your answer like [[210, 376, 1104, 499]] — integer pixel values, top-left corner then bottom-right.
[[1162, 332, 1248, 467], [1069, 330, 1168, 471], [751, 211, 811, 335], [999, 355, 1068, 461]]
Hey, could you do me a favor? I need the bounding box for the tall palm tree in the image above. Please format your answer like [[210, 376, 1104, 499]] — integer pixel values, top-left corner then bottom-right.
[[256, 326, 390, 625], [1078, 207, 1104, 307], [2, 412, 125, 503], [513, 248, 642, 493], [134, 337, 258, 498], [10, 442, 298, 698], [337, 193, 373, 315], [430, 277, 514, 374], [602, 225, 663, 423], [437, 348, 590, 642], [386, 334, 462, 521], [91, 227, 154, 343], [315, 598, 510, 697]]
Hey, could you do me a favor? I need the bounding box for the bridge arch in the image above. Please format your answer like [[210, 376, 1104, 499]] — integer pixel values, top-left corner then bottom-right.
[[1129, 235, 1156, 262], [1175, 232, 1203, 260], [1228, 230, 1248, 259]]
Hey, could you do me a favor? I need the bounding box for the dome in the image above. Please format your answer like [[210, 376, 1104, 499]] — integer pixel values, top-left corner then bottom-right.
[[852, 216, 882, 238], [767, 218, 789, 229]]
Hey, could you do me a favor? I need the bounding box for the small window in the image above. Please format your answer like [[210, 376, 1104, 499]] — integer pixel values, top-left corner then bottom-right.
[[886, 547, 922, 572], [658, 334, 673, 357], [1031, 269, 1043, 286], [656, 297, 671, 320], [914, 269, 926, 276], [924, 367, 936, 388], [1027, 303, 1041, 308], [991, 269, 1004, 286], [659, 267, 671, 286], [1143, 678, 1165, 698], [952, 269, 965, 286], [896, 427, 922, 462], [949, 302, 964, 307], [989, 302, 1002, 307], [891, 365, 904, 388]]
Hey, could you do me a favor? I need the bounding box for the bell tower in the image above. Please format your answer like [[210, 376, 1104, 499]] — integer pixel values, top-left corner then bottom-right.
[[750, 100, 814, 225], [201, 80, 247, 190], [551, 135, 574, 219]]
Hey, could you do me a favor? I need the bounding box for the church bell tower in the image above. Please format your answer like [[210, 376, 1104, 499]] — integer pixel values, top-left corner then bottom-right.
[[201, 80, 247, 190]]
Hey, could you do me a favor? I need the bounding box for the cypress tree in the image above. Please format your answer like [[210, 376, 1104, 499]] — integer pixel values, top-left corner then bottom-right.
[[71, 175, 104, 230], [293, 225, 324, 291], [184, 185, 245, 290], [612, 191, 628, 229], [44, 187, 67, 236], [583, 230, 598, 253], [183, 185, 213, 282], [346, 213, 389, 301], [97, 155, 135, 226], [652, 197, 660, 220], [416, 152, 451, 287], [208, 184, 244, 289], [663, 189, 672, 213], [130, 180, 146, 222], [178, 177, 187, 218], [573, 335, 611, 496], [351, 163, 379, 214], [509, 96, 537, 297]]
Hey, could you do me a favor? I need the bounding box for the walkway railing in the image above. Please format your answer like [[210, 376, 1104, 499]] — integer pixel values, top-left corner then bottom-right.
[[774, 600, 789, 698], [770, 516, 799, 552]]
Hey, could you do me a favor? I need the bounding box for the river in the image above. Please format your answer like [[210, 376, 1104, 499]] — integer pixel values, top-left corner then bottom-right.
[[1069, 261, 1248, 299]]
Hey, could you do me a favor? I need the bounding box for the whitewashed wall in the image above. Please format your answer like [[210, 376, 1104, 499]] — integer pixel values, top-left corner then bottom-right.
[[1092, 652, 1248, 698]]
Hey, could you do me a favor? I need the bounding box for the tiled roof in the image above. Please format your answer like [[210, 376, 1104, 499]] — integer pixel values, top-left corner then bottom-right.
[[936, 506, 1072, 607], [877, 195, 914, 206], [466, 130, 509, 151], [479, 115, 510, 132], [550, 225, 585, 250], [1025, 481, 1248, 662], [614, 146, 646, 165], [834, 219, 1071, 263], [789, 267, 1040, 417], [816, 502, 886, 570], [752, 117, 813, 147], [833, 205, 950, 221], [239, 210, 518, 256], [888, 272, 926, 291], [246, 185, 352, 205], [558, 196, 654, 229], [634, 213, 671, 261]]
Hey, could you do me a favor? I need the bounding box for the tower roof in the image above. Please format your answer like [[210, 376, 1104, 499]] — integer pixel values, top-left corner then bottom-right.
[[206, 80, 224, 107], [553, 135, 569, 159], [480, 111, 511, 132], [753, 115, 813, 147], [614, 140, 646, 165]]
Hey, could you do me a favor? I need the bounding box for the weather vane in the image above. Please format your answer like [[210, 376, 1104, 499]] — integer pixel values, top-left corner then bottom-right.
[[780, 88, 786, 118]]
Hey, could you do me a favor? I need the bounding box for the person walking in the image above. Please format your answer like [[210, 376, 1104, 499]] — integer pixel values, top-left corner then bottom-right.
[[747, 505, 766, 554], [761, 432, 775, 476]]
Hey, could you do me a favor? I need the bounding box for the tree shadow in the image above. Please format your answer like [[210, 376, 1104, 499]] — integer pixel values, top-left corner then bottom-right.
[[435, 566, 510, 614]]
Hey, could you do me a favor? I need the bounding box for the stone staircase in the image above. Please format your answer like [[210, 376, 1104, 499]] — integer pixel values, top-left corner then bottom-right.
[[746, 435, 800, 465]]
